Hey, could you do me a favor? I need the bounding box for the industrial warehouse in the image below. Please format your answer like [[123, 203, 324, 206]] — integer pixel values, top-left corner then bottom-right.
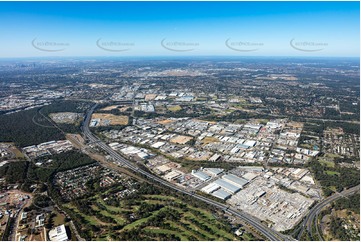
[[201, 173, 249, 200]]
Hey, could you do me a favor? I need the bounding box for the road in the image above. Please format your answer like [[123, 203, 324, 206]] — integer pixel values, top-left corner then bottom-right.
[[82, 103, 287, 241], [296, 185, 360, 240]]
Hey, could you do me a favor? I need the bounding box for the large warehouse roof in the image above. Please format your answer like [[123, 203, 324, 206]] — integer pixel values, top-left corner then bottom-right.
[[204, 168, 224, 176], [212, 189, 232, 200], [201, 183, 220, 194], [49, 224, 68, 241], [222, 174, 249, 188], [214, 179, 241, 194], [191, 170, 211, 181]]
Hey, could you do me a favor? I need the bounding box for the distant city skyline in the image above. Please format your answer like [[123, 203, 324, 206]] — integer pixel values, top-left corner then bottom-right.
[[0, 1, 359, 57]]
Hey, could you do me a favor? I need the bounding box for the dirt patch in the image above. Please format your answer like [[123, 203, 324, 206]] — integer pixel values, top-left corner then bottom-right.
[[201, 136, 219, 145], [101, 105, 131, 112], [170, 135, 193, 145], [100, 105, 119, 111], [145, 94, 157, 101], [91, 113, 129, 126], [156, 119, 175, 125], [66, 134, 85, 150]]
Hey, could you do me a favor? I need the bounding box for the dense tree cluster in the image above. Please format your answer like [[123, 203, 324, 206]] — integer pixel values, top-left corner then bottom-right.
[[33, 194, 53, 208], [333, 193, 360, 214], [205, 110, 274, 122], [41, 100, 93, 115], [0, 108, 64, 147], [308, 160, 360, 196], [0, 100, 94, 147], [329, 215, 360, 241], [0, 161, 28, 184]]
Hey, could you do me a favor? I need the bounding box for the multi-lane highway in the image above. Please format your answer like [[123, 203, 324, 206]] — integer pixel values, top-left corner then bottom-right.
[[82, 104, 286, 241], [296, 185, 360, 240]]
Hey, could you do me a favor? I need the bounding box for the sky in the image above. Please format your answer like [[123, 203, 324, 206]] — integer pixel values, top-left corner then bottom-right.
[[0, 1, 359, 58]]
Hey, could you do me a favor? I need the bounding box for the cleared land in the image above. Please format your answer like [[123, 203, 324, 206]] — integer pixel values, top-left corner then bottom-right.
[[91, 113, 129, 126], [49, 112, 82, 124], [100, 105, 119, 111], [156, 119, 175, 125], [0, 142, 24, 159], [170, 135, 193, 145], [101, 105, 132, 112], [145, 94, 157, 101], [201, 136, 219, 145]]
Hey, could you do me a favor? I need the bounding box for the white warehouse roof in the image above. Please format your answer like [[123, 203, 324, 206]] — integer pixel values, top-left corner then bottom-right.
[[214, 179, 241, 194], [243, 140, 257, 147], [204, 168, 224, 176], [212, 189, 232, 200], [151, 141, 165, 149], [222, 174, 249, 188], [191, 170, 211, 181], [49, 224, 68, 241], [201, 183, 221, 194]]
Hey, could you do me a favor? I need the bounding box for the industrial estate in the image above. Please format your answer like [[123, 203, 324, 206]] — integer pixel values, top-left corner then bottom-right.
[[0, 56, 359, 241], [0, 1, 360, 241]]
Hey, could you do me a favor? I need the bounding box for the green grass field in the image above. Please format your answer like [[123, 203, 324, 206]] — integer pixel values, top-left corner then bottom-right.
[[63, 185, 237, 240], [167, 105, 182, 112], [52, 211, 65, 226], [319, 159, 335, 168], [325, 170, 340, 176]]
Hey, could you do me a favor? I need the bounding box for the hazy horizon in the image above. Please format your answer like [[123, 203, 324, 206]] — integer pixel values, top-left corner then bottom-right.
[[0, 1, 359, 58]]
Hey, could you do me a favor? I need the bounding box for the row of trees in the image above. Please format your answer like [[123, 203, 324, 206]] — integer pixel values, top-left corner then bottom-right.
[[41, 100, 93, 115]]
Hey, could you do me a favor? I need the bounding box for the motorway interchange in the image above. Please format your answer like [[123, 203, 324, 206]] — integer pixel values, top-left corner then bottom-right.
[[295, 185, 360, 240]]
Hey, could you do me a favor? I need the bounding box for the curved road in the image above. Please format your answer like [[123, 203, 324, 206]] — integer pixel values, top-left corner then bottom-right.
[[296, 185, 360, 240], [82, 104, 286, 241]]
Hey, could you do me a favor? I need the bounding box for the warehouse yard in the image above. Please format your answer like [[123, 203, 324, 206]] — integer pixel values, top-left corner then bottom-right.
[[226, 169, 318, 231]]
